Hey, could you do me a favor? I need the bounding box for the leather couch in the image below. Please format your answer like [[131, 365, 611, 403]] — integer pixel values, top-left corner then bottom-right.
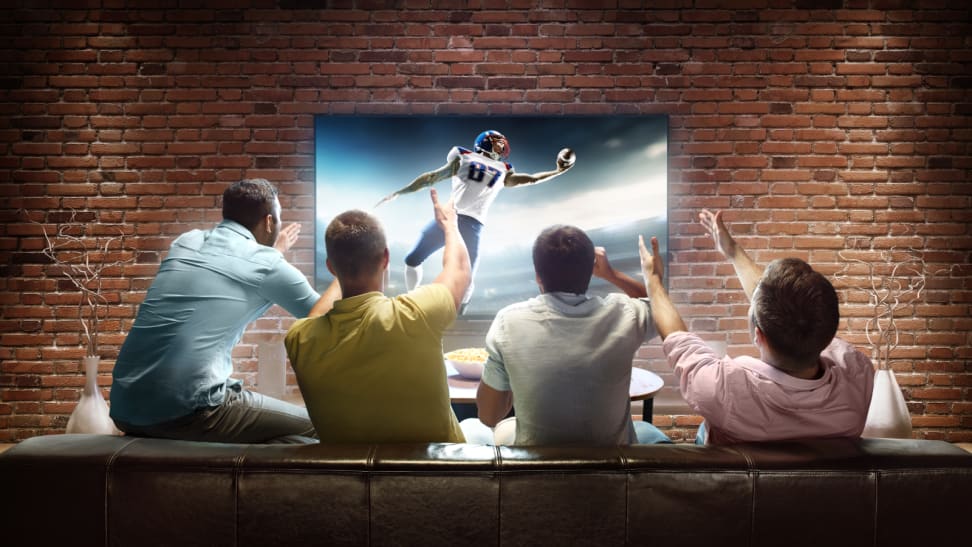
[[2, 434, 970, 546]]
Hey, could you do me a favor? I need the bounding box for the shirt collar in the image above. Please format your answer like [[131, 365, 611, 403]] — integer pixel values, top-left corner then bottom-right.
[[332, 291, 384, 313], [217, 219, 255, 240], [539, 291, 594, 315]]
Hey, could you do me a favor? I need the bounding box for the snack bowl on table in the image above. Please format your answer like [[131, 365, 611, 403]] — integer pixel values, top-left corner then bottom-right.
[[444, 347, 488, 380]]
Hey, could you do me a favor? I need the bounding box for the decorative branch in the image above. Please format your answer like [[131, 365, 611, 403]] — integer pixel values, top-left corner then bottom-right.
[[33, 211, 134, 357], [836, 248, 932, 368]]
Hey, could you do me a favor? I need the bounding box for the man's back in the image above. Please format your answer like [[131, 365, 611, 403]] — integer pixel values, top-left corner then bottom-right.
[[665, 332, 874, 445], [482, 292, 655, 445], [286, 284, 465, 443], [110, 220, 317, 426]]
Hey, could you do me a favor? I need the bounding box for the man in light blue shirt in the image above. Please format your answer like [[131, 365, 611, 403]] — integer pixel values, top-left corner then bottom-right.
[[111, 179, 337, 443]]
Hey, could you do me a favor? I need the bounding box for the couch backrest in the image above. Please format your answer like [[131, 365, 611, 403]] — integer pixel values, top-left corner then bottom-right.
[[2, 434, 970, 546]]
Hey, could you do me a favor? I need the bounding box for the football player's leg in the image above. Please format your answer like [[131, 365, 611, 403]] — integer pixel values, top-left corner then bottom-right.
[[457, 216, 484, 310], [405, 265, 422, 291], [404, 219, 445, 290]]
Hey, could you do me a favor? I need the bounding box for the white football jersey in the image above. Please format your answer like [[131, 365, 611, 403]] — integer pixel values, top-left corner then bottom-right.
[[447, 146, 513, 223]]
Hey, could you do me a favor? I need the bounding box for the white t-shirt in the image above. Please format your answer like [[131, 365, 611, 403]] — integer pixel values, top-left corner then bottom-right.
[[481, 292, 657, 446], [448, 146, 513, 223]]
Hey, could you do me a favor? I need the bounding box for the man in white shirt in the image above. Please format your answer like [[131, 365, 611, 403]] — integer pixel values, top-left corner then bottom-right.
[[465, 225, 671, 446]]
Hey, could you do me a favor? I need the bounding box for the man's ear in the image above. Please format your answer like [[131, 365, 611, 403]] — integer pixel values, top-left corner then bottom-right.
[[753, 326, 767, 349], [325, 258, 336, 277], [535, 274, 545, 294], [382, 248, 390, 270]]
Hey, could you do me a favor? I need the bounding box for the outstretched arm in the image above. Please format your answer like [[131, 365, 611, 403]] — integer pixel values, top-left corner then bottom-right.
[[375, 158, 458, 207], [593, 246, 647, 298], [429, 188, 472, 310], [504, 157, 573, 188], [640, 235, 686, 340], [698, 209, 763, 301]]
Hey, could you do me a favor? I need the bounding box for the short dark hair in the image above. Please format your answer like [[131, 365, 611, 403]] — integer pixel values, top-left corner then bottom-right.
[[532, 225, 595, 294], [753, 258, 839, 370], [325, 210, 387, 280], [222, 179, 277, 229]]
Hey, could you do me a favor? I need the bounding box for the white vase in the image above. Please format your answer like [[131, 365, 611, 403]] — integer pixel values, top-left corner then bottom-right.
[[65, 355, 120, 435], [862, 367, 913, 439]]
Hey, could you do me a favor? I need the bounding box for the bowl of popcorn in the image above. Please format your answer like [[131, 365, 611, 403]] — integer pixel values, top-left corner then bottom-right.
[[444, 347, 488, 380]]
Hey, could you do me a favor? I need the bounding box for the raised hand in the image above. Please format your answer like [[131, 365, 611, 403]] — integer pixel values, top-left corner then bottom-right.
[[638, 235, 664, 286], [430, 188, 457, 230], [273, 222, 301, 253], [698, 209, 737, 260], [592, 246, 614, 280]]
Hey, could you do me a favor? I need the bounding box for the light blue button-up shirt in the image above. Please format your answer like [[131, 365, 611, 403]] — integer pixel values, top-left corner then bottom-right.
[[110, 220, 320, 426]]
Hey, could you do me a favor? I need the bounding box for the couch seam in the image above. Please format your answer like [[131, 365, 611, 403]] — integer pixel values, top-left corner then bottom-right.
[[367, 445, 376, 546], [730, 446, 756, 547], [872, 470, 879, 547], [235, 445, 250, 547], [495, 444, 502, 547], [104, 436, 139, 547], [619, 447, 629, 547]]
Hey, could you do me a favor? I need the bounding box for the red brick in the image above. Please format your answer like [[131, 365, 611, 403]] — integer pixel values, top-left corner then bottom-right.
[[0, 5, 969, 439]]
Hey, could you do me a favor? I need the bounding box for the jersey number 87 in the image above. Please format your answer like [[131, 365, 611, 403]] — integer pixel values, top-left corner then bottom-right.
[[467, 161, 502, 187]]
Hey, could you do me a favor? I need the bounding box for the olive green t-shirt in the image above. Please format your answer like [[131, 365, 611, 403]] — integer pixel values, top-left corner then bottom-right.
[[285, 284, 464, 443]]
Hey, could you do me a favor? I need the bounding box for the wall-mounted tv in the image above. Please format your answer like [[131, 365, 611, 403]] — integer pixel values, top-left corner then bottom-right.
[[314, 115, 668, 325]]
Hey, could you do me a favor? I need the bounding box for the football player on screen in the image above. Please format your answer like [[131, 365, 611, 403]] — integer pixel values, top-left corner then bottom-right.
[[375, 130, 575, 313]]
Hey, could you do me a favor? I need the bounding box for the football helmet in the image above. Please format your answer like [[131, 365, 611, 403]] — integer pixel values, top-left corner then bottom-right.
[[474, 130, 510, 161]]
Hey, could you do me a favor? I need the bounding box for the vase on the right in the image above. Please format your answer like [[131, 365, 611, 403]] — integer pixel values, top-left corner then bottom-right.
[[862, 366, 913, 439]]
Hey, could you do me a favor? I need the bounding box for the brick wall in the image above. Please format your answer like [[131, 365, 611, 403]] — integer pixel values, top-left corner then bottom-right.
[[1, 2, 970, 443]]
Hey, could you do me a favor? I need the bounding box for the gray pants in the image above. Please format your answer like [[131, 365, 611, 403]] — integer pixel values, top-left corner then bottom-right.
[[117, 386, 317, 444]]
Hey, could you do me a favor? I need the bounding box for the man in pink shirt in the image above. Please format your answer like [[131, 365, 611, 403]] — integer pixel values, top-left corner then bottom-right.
[[639, 209, 873, 445]]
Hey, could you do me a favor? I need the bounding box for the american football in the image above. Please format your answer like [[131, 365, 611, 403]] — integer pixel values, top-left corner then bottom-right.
[[557, 147, 575, 169]]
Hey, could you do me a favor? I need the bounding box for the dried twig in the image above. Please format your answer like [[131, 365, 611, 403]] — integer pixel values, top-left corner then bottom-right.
[[836, 248, 931, 368], [33, 210, 133, 357]]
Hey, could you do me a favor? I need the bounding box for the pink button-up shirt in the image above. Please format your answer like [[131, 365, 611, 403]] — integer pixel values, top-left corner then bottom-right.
[[663, 332, 874, 445]]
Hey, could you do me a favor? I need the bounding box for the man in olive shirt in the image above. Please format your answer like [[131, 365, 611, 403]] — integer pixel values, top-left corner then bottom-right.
[[285, 190, 471, 443]]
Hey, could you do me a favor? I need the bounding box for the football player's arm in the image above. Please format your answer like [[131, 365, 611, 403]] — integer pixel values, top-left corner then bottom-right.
[[593, 246, 648, 298], [375, 157, 459, 207], [429, 189, 471, 310], [504, 163, 571, 187]]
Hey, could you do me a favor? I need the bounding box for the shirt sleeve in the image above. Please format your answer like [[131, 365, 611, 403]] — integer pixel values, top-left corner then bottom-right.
[[662, 331, 733, 429], [258, 257, 321, 318], [398, 284, 457, 336], [480, 313, 511, 392], [821, 336, 875, 411], [628, 297, 658, 342]]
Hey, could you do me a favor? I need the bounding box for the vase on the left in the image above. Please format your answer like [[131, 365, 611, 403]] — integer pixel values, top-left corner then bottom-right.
[[65, 355, 120, 435]]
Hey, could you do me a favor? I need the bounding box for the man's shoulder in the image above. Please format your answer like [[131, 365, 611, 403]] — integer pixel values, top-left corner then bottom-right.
[[448, 146, 472, 161], [496, 295, 546, 318], [397, 284, 455, 317]]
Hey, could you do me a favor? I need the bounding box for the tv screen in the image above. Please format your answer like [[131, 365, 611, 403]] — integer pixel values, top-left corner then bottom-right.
[[313, 115, 668, 324]]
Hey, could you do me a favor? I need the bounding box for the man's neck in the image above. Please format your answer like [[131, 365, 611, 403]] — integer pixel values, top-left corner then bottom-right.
[[337, 276, 384, 300], [761, 350, 823, 380]]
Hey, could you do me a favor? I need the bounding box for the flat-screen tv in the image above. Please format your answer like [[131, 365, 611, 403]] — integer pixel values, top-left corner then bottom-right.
[[313, 115, 668, 331]]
